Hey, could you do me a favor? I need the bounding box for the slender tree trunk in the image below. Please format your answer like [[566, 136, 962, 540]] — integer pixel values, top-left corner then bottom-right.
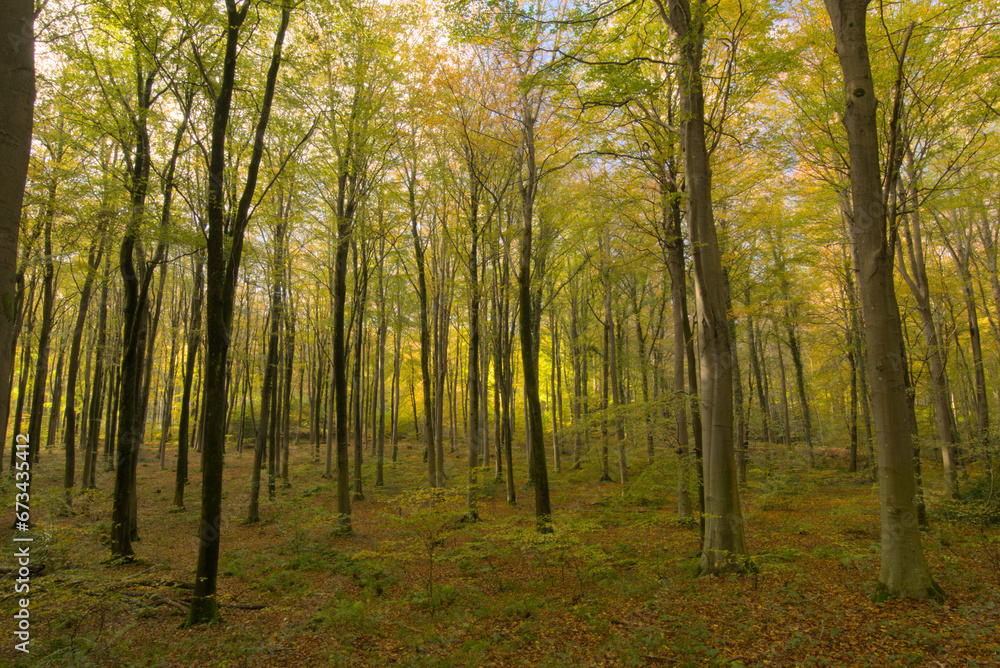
[[159, 289, 182, 469], [785, 311, 813, 466], [27, 192, 56, 468], [847, 322, 859, 472], [777, 340, 792, 449], [282, 298, 294, 484], [747, 312, 771, 445], [412, 183, 436, 488], [174, 259, 203, 508], [549, 308, 561, 474], [104, 356, 120, 469], [63, 237, 104, 502], [391, 320, 401, 463], [467, 170, 481, 518], [896, 194, 960, 494], [83, 258, 111, 489], [352, 251, 368, 502], [570, 286, 584, 471], [602, 250, 627, 488], [46, 349, 65, 453], [10, 278, 36, 472], [248, 217, 285, 523], [600, 315, 612, 483], [332, 189, 354, 532], [138, 258, 169, 446], [186, 0, 291, 625], [375, 249, 387, 487], [660, 156, 696, 519]]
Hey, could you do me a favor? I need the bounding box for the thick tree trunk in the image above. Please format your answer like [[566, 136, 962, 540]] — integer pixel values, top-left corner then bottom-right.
[[824, 0, 939, 599], [0, 0, 34, 451], [657, 0, 747, 573]]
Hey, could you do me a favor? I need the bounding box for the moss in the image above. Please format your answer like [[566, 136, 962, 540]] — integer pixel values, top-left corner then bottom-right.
[[872, 578, 945, 603]]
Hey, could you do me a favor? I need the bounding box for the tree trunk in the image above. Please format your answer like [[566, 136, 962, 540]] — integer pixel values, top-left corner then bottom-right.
[[83, 257, 111, 489], [412, 180, 436, 488], [173, 259, 203, 508], [0, 0, 34, 453], [248, 217, 285, 523], [778, 340, 792, 449], [570, 285, 584, 471], [332, 182, 354, 532], [390, 317, 401, 463], [896, 179, 959, 495], [747, 312, 771, 446], [723, 266, 748, 481], [63, 237, 104, 502], [785, 310, 814, 467], [375, 246, 387, 487], [352, 244, 369, 502], [602, 248, 627, 488], [185, 0, 291, 626], [467, 167, 481, 518], [159, 290, 182, 470], [657, 0, 747, 573], [27, 185, 57, 469], [549, 307, 561, 473], [824, 0, 939, 599]]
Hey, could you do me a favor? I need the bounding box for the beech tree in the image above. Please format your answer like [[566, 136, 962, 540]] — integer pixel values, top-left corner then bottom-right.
[[653, 0, 749, 574], [185, 0, 292, 625], [823, 0, 941, 600]]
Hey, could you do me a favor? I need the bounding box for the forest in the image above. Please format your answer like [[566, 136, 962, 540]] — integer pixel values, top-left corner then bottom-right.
[[1, 0, 999, 665]]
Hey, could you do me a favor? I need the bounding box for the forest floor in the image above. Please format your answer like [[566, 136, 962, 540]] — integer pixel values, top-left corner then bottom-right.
[[1, 435, 999, 667]]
